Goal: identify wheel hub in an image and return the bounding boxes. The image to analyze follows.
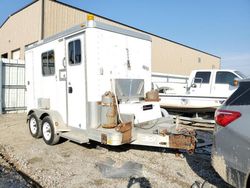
[43,122,51,141]
[30,118,37,134]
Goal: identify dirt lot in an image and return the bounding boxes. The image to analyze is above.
[0,113,231,188]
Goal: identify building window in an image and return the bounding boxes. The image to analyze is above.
[216,71,238,86]
[198,57,201,63]
[1,53,8,59]
[194,72,211,84]
[68,39,81,65]
[41,50,55,76]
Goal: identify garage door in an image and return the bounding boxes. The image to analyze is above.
[12,49,20,60]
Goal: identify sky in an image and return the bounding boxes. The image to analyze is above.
[0,0,250,75]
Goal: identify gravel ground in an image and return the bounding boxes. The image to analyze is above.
[0,156,34,188]
[0,113,232,188]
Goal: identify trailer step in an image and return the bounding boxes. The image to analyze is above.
[61,129,89,144]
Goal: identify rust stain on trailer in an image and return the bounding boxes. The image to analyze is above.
[116,122,132,144]
[169,134,196,152]
[159,128,196,152]
[101,134,107,145]
[101,92,117,129]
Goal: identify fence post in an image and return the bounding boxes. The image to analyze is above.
[0,58,2,114]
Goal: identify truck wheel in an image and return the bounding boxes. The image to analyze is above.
[28,113,42,138]
[42,116,60,145]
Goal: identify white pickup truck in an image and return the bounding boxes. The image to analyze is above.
[154,69,247,116]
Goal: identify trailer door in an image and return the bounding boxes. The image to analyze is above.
[25,51,35,110]
[66,34,86,129]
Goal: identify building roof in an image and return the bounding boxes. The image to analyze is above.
[0,0,38,29]
[0,0,220,59]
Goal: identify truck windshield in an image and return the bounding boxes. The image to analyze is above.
[234,71,247,79]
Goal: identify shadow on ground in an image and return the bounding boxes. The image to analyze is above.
[184,153,233,188]
[0,161,42,188]
[78,139,232,188]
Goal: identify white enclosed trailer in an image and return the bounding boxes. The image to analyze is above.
[25,17,195,151]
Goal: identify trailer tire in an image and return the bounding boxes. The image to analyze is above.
[28,113,42,138]
[41,116,60,145]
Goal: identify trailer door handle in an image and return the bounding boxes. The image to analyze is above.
[68,87,73,93]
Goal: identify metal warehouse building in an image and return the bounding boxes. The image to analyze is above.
[0,0,220,75]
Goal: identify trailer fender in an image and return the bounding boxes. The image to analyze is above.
[27,109,70,133]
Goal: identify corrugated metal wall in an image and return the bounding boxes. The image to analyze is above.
[151,37,220,75]
[1,58,26,113]
[43,1,139,37]
[0,59,2,114]
[43,0,220,75]
[0,1,41,59]
[0,0,220,76]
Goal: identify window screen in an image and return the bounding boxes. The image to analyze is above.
[68,39,81,65]
[194,72,211,84]
[41,50,55,76]
[216,71,238,86]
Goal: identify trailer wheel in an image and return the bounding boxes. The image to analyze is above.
[28,113,42,138]
[41,116,60,145]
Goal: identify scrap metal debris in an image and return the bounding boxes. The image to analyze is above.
[127,177,152,188]
[96,158,142,178]
[191,180,209,188]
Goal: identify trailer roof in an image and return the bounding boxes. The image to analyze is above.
[26,21,151,51]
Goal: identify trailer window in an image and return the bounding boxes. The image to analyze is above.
[216,71,238,86]
[68,39,81,65]
[41,50,55,76]
[194,72,211,84]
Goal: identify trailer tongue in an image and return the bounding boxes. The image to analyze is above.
[25,15,196,152]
